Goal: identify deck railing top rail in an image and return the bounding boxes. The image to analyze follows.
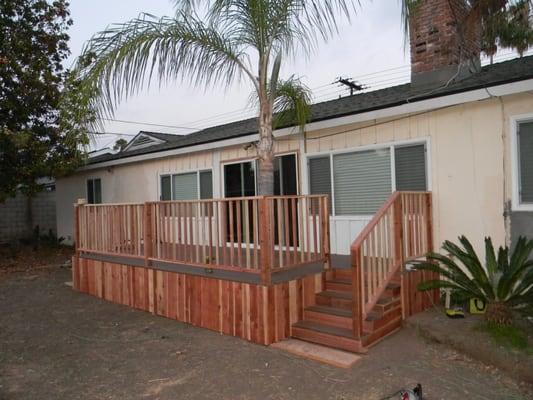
[350,191,432,339]
[75,195,330,285]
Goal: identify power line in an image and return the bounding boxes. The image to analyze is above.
[100,118,197,131]
[88,131,138,137]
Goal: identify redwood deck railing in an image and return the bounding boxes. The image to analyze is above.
[75,195,330,285]
[350,191,433,339]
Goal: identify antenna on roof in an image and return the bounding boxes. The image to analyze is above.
[335,77,367,96]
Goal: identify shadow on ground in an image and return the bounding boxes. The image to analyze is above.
[1,268,531,400]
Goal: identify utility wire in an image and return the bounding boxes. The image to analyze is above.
[100,118,197,131]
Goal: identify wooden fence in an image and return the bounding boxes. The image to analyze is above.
[75,195,330,286]
[350,191,435,339]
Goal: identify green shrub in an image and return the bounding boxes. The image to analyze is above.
[414,236,533,325]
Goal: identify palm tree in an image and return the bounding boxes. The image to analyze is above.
[401,0,533,62]
[414,236,533,325]
[73,0,357,195]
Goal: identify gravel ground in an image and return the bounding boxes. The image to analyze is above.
[0,267,531,400]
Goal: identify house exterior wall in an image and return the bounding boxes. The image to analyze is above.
[500,93,533,249]
[304,96,510,254]
[56,139,301,243]
[57,92,532,254]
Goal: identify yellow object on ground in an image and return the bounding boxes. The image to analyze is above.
[469,298,487,314]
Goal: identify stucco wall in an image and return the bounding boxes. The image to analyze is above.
[57,93,533,253]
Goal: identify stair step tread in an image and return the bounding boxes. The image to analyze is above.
[365,306,401,321]
[387,282,400,289]
[377,296,400,305]
[306,305,352,318]
[326,278,352,285]
[318,290,352,300]
[293,320,354,339]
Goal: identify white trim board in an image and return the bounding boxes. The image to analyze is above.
[80,78,533,172]
[510,113,533,211]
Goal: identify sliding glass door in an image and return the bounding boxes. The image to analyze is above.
[223,154,298,247]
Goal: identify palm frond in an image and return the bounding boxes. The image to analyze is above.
[413,256,487,299]
[400,0,422,40]
[75,12,255,124]
[271,75,312,131]
[498,237,533,299]
[442,237,495,299]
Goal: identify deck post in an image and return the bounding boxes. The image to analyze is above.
[393,195,406,319]
[144,202,155,313]
[351,246,363,339]
[74,198,86,255]
[321,196,330,269]
[425,193,438,304]
[259,197,271,286]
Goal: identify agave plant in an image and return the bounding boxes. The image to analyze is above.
[414,236,533,325]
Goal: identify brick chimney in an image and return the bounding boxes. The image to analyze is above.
[410,0,481,88]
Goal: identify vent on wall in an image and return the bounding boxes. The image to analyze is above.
[124,133,166,152]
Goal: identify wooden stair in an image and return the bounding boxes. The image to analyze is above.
[291,268,403,353]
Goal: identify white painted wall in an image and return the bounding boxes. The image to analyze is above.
[57,93,532,256]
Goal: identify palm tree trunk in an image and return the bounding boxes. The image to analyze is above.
[257,98,274,196]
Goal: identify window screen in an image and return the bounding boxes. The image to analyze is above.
[160,175,171,200]
[172,172,198,200]
[395,144,427,191]
[87,178,102,204]
[518,121,533,203]
[308,156,332,213]
[333,149,391,215]
[199,170,213,199]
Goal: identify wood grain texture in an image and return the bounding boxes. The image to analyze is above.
[72,256,322,346]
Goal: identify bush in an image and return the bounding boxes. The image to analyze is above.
[414,236,533,325]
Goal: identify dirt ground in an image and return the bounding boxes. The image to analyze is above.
[0,244,73,280]
[407,307,533,385]
[1,267,532,400]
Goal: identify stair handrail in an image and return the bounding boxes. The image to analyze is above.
[350,191,432,339]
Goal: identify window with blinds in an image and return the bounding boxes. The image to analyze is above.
[308,156,332,213]
[160,170,213,201]
[172,172,198,200]
[518,121,533,204]
[333,148,392,215]
[395,144,427,191]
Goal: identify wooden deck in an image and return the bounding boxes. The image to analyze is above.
[72,192,437,352]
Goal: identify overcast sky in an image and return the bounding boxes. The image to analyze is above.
[67,0,411,149]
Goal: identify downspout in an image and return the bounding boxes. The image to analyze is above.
[485,87,511,247]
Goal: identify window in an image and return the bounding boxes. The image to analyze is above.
[395,144,427,191]
[516,120,533,205]
[274,154,298,195]
[308,142,427,216]
[199,170,213,199]
[87,178,102,204]
[224,161,256,197]
[160,170,213,201]
[334,148,391,215]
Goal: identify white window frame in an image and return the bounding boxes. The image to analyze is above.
[305,137,431,218]
[158,168,213,201]
[511,113,533,211]
[86,177,102,204]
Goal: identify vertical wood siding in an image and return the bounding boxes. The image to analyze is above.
[72,256,322,345]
